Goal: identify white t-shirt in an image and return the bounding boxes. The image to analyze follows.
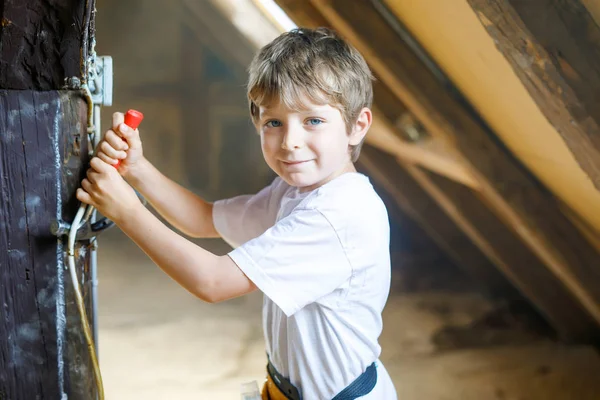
[213,173,397,399]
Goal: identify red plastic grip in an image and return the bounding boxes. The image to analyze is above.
[124,109,144,130]
[114,109,144,168]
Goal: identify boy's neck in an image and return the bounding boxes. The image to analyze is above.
[297,161,357,193]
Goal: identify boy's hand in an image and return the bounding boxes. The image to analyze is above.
[76,157,142,223]
[97,112,145,177]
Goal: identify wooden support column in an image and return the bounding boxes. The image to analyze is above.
[0,1,97,398]
[468,0,600,190]
[275,0,600,340]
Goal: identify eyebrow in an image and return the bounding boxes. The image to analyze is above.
[260,106,329,118]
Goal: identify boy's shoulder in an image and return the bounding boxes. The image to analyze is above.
[311,172,383,203]
[301,173,388,228]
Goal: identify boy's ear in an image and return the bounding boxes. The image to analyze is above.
[349,107,372,145]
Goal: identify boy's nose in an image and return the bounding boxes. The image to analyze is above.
[281,126,304,150]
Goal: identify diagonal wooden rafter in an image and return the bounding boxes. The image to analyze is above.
[367,110,479,189]
[274,0,600,339]
[467,0,600,191]
[358,145,517,298]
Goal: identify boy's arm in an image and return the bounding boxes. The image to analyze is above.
[78,157,253,302]
[126,157,219,238]
[119,202,257,302]
[99,112,216,238]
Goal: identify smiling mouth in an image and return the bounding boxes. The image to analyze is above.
[282,160,310,165]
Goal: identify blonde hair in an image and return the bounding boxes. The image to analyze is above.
[247,27,374,162]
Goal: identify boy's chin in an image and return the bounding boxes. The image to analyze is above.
[280,173,322,191]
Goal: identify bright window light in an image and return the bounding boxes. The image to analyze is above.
[254,0,297,32]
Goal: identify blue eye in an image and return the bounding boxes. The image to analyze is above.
[307,118,323,125]
[266,120,282,128]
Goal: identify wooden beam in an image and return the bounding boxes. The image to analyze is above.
[358,145,516,298]
[372,80,415,142]
[0,0,93,90]
[467,0,600,191]
[288,0,600,337]
[367,109,479,189]
[0,90,97,399]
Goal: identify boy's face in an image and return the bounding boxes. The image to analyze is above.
[258,98,370,192]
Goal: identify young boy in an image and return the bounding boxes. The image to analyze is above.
[77,27,398,399]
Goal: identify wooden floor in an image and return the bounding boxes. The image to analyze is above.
[97,228,600,399]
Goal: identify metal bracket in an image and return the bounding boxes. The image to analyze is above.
[88,56,113,106]
[51,217,115,241]
[50,191,146,240]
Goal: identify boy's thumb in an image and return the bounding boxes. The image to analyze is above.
[120,123,135,138]
[119,124,141,148]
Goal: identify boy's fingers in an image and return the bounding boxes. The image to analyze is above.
[81,178,93,193]
[76,188,94,206]
[90,157,111,173]
[86,167,102,182]
[104,130,129,150]
[97,151,119,166]
[112,112,124,131]
[99,140,126,160]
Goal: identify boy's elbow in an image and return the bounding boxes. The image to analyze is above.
[200,289,223,304]
[192,273,227,304]
[190,256,252,303]
[192,279,221,304]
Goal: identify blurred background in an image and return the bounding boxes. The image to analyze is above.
[92,1,600,399]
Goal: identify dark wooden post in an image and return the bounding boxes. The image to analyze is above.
[1,1,98,398]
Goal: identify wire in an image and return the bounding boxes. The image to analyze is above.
[67,205,104,399]
[68,75,104,400]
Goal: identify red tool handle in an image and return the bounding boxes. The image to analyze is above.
[114,109,144,168]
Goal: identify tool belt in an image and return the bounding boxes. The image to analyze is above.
[261,360,378,400]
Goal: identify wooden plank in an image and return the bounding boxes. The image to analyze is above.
[467,0,600,190]
[368,109,479,189]
[359,145,516,298]
[0,0,93,90]
[0,90,95,399]
[0,91,59,399]
[372,80,415,142]
[285,0,600,339]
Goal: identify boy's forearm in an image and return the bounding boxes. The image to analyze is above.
[125,158,219,238]
[118,205,256,302]
[117,204,223,301]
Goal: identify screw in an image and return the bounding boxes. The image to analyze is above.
[50,220,71,237]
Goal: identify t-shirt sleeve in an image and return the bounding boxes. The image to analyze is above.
[213,180,279,248]
[227,207,352,316]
